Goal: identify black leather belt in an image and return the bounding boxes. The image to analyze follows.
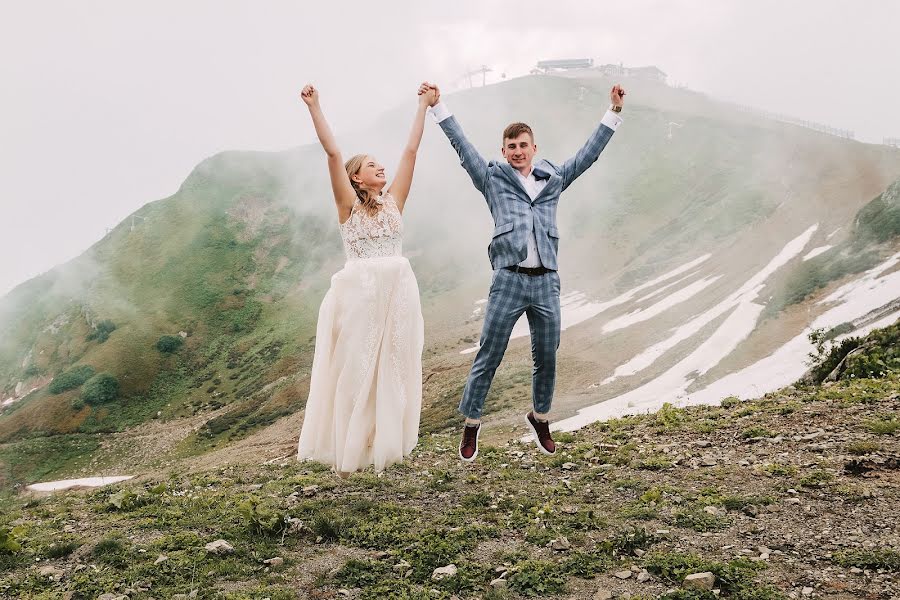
[504,265,553,276]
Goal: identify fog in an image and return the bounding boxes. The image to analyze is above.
[1,0,899,296]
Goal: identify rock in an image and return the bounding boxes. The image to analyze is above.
[431,564,458,581]
[594,590,614,600]
[394,559,412,573]
[700,456,718,467]
[562,462,577,470]
[703,505,726,516]
[204,539,234,554]
[801,587,814,596]
[263,557,284,567]
[302,485,320,496]
[551,536,572,551]
[683,572,716,590]
[614,569,633,579]
[97,595,127,600]
[637,570,651,582]
[490,578,507,588]
[39,565,65,579]
[154,554,169,565]
[694,440,713,448]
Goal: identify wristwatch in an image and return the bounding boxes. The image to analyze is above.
[610,105,622,113]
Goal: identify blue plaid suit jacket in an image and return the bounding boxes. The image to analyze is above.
[438,116,616,270]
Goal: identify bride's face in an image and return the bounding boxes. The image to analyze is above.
[352,156,387,192]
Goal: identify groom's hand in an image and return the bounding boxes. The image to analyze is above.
[610,84,625,109]
[418,82,441,107]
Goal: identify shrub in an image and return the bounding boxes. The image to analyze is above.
[846,440,882,455]
[742,426,773,439]
[866,416,900,435]
[49,365,96,394]
[156,335,185,353]
[834,548,900,571]
[507,560,566,597]
[0,526,25,554]
[86,319,117,343]
[81,373,119,405]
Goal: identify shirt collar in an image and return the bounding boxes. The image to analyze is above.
[515,165,551,181]
[532,167,551,181]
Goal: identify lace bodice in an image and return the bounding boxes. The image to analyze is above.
[339,193,404,261]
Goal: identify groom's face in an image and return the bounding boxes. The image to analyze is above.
[501,133,537,171]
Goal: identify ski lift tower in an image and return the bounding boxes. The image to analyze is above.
[463,65,493,88]
[130,214,147,232]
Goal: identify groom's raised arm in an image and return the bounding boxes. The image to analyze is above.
[430,102,490,195]
[559,84,626,191]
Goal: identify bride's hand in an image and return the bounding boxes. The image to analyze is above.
[418,82,440,107]
[300,84,319,107]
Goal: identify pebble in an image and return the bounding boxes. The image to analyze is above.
[204,539,234,554]
[551,537,572,551]
[432,564,458,580]
[614,569,633,579]
[683,572,716,590]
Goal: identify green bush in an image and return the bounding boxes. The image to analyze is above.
[507,560,566,597]
[156,335,185,353]
[81,373,119,405]
[86,319,117,343]
[0,526,25,554]
[833,548,900,571]
[49,365,96,394]
[806,321,900,384]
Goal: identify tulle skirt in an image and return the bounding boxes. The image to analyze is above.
[297,256,424,472]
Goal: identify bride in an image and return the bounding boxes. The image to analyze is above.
[296,83,435,474]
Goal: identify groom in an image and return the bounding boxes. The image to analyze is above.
[421,82,625,461]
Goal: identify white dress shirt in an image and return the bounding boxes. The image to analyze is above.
[428,101,622,268]
[515,169,548,267]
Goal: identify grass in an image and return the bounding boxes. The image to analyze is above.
[845,440,882,455]
[1,322,899,597]
[833,548,900,571]
[866,416,900,435]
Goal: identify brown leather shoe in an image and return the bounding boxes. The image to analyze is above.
[459,423,481,462]
[525,412,556,455]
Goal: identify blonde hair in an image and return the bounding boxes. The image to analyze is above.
[344,154,381,216]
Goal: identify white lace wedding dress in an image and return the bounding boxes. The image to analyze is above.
[297,193,424,473]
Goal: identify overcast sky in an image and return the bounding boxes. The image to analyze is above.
[2,1,898,296]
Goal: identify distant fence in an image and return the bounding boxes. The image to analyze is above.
[729,103,855,140]
[885,137,900,148]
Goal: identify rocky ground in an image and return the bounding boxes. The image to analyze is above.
[1,372,898,600]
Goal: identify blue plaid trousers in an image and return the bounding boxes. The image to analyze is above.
[459,268,561,420]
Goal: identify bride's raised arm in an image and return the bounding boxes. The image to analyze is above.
[388,82,438,213]
[300,84,356,222]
